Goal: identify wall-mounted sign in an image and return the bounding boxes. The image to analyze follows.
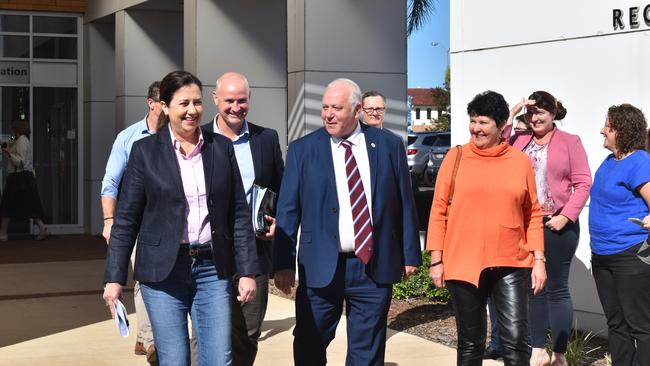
[0,61,29,84]
[613,5,650,30]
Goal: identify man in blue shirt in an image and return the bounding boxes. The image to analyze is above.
[101,81,162,363]
[204,72,284,366]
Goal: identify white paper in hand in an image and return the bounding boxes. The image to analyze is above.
[114,299,130,337]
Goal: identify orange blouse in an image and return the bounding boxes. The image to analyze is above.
[426,141,544,286]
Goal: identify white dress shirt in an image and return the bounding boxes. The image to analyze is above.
[330,123,373,253]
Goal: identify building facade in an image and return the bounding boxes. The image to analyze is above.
[0,0,409,235]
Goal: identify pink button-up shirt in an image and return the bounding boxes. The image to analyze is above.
[170,125,212,244]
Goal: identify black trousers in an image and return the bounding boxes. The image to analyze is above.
[593,243,650,366]
[447,267,531,366]
[231,274,270,366]
[529,219,579,352]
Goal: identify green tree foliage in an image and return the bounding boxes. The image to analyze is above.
[407,0,435,36]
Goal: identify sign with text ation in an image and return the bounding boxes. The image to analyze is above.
[0,61,29,84]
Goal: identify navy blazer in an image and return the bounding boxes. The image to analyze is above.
[274,124,422,288]
[103,126,259,285]
[203,120,284,274]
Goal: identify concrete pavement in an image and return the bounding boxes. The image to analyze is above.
[0,236,501,365]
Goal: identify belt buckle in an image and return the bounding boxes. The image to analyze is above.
[188,244,200,258]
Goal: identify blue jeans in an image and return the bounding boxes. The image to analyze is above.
[141,253,232,366]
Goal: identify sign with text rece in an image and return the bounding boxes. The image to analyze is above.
[0,61,29,84]
[613,4,650,30]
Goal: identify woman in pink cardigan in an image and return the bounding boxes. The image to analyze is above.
[504,91,591,366]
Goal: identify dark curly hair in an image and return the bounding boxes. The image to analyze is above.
[528,91,567,120]
[607,104,647,156]
[467,91,509,127]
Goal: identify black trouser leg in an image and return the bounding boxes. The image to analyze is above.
[231,274,270,366]
[491,268,531,366]
[593,244,650,366]
[447,280,487,366]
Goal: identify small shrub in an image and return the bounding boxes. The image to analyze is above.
[544,322,603,366]
[392,251,450,302]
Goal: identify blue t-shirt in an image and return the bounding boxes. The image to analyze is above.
[589,150,650,255]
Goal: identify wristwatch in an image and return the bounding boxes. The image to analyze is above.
[535,256,546,262]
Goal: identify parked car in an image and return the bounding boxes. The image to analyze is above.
[424,131,451,187]
[407,131,443,188]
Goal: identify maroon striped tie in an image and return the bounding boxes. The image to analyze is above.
[340,140,373,264]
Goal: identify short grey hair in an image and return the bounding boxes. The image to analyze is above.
[327,78,362,109]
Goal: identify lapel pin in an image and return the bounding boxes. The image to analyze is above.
[371,142,376,148]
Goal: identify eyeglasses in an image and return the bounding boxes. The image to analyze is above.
[362,107,385,114]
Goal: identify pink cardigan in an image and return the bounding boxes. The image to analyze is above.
[503,124,592,222]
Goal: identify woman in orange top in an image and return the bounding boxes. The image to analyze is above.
[427,90,546,366]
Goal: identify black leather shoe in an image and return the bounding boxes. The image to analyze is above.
[483,346,502,360]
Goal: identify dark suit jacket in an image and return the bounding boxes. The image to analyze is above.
[104,126,259,285]
[203,120,284,274]
[274,124,422,288]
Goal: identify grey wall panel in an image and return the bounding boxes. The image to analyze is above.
[304,0,406,73]
[287,72,305,144]
[85,0,147,23]
[84,22,115,102]
[123,10,183,96]
[118,96,149,132]
[194,0,287,89]
[86,180,103,235]
[86,101,118,180]
[287,0,305,73]
[299,72,407,139]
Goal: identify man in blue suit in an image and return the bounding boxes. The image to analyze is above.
[273,78,422,365]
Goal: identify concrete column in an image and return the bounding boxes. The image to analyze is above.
[190,0,287,150]
[115,8,183,131]
[83,20,116,234]
[288,0,408,142]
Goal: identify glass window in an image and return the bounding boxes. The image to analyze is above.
[427,108,432,119]
[0,15,29,33]
[416,108,421,119]
[33,16,77,34]
[1,35,29,57]
[432,135,451,146]
[422,136,437,146]
[33,36,77,59]
[407,136,417,145]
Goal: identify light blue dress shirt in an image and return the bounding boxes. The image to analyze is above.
[101,117,154,199]
[213,118,255,205]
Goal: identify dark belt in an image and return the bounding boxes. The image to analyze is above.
[179,242,213,258]
[339,252,357,259]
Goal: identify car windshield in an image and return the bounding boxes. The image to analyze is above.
[432,135,450,147]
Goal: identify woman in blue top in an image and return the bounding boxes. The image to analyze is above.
[589,104,650,366]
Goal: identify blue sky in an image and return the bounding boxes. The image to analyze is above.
[407,0,450,88]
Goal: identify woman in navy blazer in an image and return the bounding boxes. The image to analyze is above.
[103,70,259,366]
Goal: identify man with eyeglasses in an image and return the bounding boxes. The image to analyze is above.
[361,91,386,129]
[101,81,163,364]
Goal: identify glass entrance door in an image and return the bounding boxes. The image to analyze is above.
[33,87,78,226]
